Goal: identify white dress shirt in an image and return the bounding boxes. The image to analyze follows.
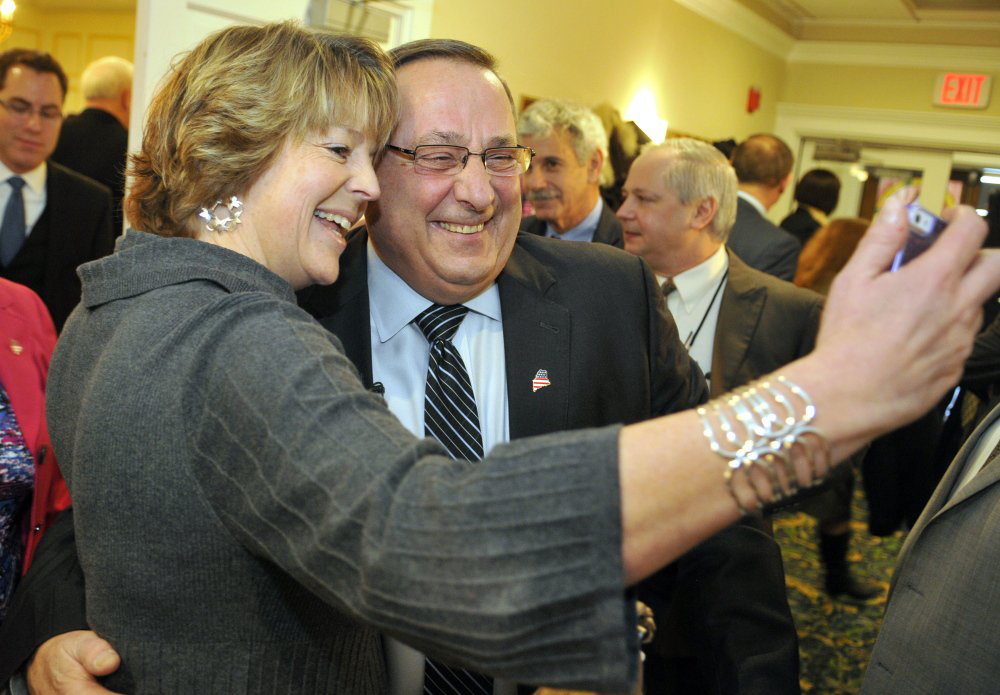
[367,241,516,695]
[659,245,729,384]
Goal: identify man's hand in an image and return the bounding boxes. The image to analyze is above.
[26,631,120,695]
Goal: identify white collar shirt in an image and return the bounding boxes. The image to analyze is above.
[659,245,728,382]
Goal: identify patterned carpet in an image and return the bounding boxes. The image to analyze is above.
[773,489,905,694]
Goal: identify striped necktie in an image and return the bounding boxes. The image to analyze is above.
[0,177,26,267]
[414,303,492,695]
[415,304,484,462]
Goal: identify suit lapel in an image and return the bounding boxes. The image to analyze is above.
[593,203,624,248]
[927,404,1000,519]
[710,252,765,397]
[498,242,572,439]
[894,403,1000,574]
[301,229,374,387]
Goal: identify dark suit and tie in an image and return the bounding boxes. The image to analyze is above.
[618,138,823,694]
[0,161,114,331]
[638,251,821,695]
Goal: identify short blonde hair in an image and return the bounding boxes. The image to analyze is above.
[127,21,398,237]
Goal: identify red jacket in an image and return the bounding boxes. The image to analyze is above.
[0,277,71,574]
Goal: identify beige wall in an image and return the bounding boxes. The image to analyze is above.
[429,0,786,142]
[3,6,136,115]
[784,62,1000,119]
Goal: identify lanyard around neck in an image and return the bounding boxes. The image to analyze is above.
[683,270,728,351]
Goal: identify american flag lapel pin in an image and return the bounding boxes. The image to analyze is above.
[532,368,551,393]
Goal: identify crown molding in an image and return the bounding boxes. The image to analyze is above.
[788,40,1000,71]
[673,0,795,59]
[775,102,1000,154]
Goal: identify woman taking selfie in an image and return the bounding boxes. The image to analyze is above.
[41,20,1000,694]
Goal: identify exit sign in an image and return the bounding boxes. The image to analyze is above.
[934,73,992,109]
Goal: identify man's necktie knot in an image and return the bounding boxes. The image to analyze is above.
[661,277,676,298]
[415,304,469,343]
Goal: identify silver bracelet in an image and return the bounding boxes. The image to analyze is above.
[697,376,831,515]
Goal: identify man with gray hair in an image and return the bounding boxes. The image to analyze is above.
[618,137,822,694]
[517,98,622,246]
[52,56,132,232]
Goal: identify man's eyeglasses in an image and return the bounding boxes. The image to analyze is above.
[0,97,63,123]
[386,144,534,176]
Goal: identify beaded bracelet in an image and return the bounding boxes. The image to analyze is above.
[697,376,831,515]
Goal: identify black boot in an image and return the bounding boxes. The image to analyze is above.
[819,531,880,600]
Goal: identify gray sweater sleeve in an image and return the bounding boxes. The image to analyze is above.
[183,294,637,691]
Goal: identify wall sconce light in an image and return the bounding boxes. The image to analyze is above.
[0,0,15,45]
[625,88,668,144]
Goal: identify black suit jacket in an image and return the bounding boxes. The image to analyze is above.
[51,108,128,234]
[0,161,114,331]
[727,197,802,282]
[519,200,624,248]
[638,251,816,695]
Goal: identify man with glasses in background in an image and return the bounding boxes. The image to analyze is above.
[0,49,113,331]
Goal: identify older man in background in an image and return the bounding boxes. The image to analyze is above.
[51,56,132,233]
[618,137,822,694]
[517,98,622,246]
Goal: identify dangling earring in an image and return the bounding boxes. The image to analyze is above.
[198,195,243,233]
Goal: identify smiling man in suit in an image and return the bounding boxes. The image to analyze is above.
[517,98,623,246]
[0,49,114,331]
[618,137,822,693]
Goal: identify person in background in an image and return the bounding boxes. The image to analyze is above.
[794,216,869,295]
[0,277,70,624]
[51,56,132,234]
[793,215,880,600]
[0,49,114,331]
[781,168,841,248]
[727,133,801,281]
[517,98,622,246]
[617,137,820,692]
